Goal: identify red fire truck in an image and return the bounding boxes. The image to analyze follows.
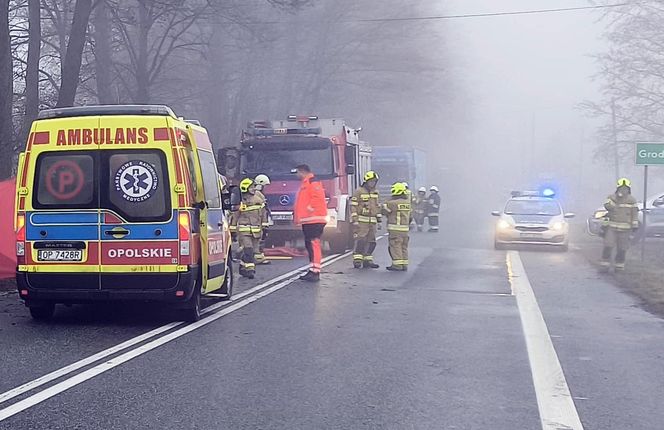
[220,116,371,253]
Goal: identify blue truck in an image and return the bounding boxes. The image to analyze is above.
[371,146,427,197]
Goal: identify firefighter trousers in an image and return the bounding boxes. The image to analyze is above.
[353,223,377,262]
[388,231,409,268]
[428,213,439,231]
[601,228,631,267]
[239,234,260,273]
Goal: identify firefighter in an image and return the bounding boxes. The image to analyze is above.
[350,171,381,269]
[230,178,266,279]
[254,174,272,265]
[427,185,440,233]
[294,164,328,282]
[600,178,639,271]
[414,187,427,232]
[383,182,412,271]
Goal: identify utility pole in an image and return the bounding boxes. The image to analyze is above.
[611,99,620,180]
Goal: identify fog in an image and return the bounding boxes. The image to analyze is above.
[2,0,655,219]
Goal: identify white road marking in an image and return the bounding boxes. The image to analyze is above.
[507,251,584,430]
[0,251,352,422]
[0,253,340,408]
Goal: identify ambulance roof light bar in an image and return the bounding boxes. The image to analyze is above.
[38,105,177,120]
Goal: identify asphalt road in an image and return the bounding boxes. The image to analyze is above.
[0,215,663,429]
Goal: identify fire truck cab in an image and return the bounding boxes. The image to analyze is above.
[221,116,371,253]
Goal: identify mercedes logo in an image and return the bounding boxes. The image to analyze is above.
[279,195,291,205]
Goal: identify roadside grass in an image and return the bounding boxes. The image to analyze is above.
[576,232,664,318]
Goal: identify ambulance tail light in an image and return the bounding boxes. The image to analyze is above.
[178,211,191,265]
[16,213,26,263]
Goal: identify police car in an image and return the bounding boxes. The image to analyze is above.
[492,190,575,251]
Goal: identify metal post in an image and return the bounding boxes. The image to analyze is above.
[641,165,648,261]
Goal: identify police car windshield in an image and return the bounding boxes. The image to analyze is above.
[504,199,561,216]
[242,142,334,179]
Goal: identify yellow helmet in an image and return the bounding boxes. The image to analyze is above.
[391,182,407,196]
[363,171,379,182]
[617,178,631,187]
[239,178,254,193]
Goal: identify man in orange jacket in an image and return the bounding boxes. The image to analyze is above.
[294,164,328,282]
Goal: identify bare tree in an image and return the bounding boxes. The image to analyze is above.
[0,0,14,179]
[23,0,40,130]
[56,0,92,107]
[583,1,664,169]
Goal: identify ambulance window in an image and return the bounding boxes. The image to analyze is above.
[102,150,171,222]
[198,150,221,208]
[34,152,96,208]
[184,148,199,202]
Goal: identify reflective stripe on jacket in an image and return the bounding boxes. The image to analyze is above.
[351,185,381,223]
[604,193,638,230]
[294,174,328,225]
[382,196,412,232]
[230,193,266,237]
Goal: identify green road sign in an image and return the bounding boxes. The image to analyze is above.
[636,142,664,165]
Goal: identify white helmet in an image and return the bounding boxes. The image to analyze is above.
[430,185,439,193]
[255,174,271,187]
[418,186,426,193]
[403,182,409,189]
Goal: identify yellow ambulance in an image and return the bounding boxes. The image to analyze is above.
[15,105,236,322]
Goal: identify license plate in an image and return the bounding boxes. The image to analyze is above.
[272,213,293,221]
[520,233,541,238]
[37,249,83,262]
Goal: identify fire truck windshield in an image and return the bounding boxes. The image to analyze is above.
[241,138,334,179]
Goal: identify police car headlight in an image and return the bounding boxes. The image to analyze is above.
[497,219,511,230]
[551,221,564,231]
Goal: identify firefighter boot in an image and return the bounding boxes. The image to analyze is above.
[599,246,612,272]
[363,242,379,269]
[386,265,405,272]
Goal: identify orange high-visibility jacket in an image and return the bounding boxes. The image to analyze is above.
[294,174,328,225]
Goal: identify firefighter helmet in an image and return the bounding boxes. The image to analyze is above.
[617,178,631,188]
[255,174,271,186]
[418,186,426,193]
[430,185,439,193]
[391,182,407,196]
[363,171,379,182]
[239,178,254,193]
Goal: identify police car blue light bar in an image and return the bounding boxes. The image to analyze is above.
[511,189,556,198]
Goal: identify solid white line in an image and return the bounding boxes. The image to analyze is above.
[0,251,352,422]
[0,253,339,407]
[507,251,584,430]
[0,322,181,406]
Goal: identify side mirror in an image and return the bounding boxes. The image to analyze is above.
[217,147,240,177]
[564,213,575,219]
[491,211,501,217]
[344,145,357,171]
[222,185,242,211]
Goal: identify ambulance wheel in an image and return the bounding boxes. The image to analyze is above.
[29,302,55,321]
[219,257,234,301]
[181,287,202,323]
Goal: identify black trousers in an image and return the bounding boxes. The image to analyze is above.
[302,223,325,264]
